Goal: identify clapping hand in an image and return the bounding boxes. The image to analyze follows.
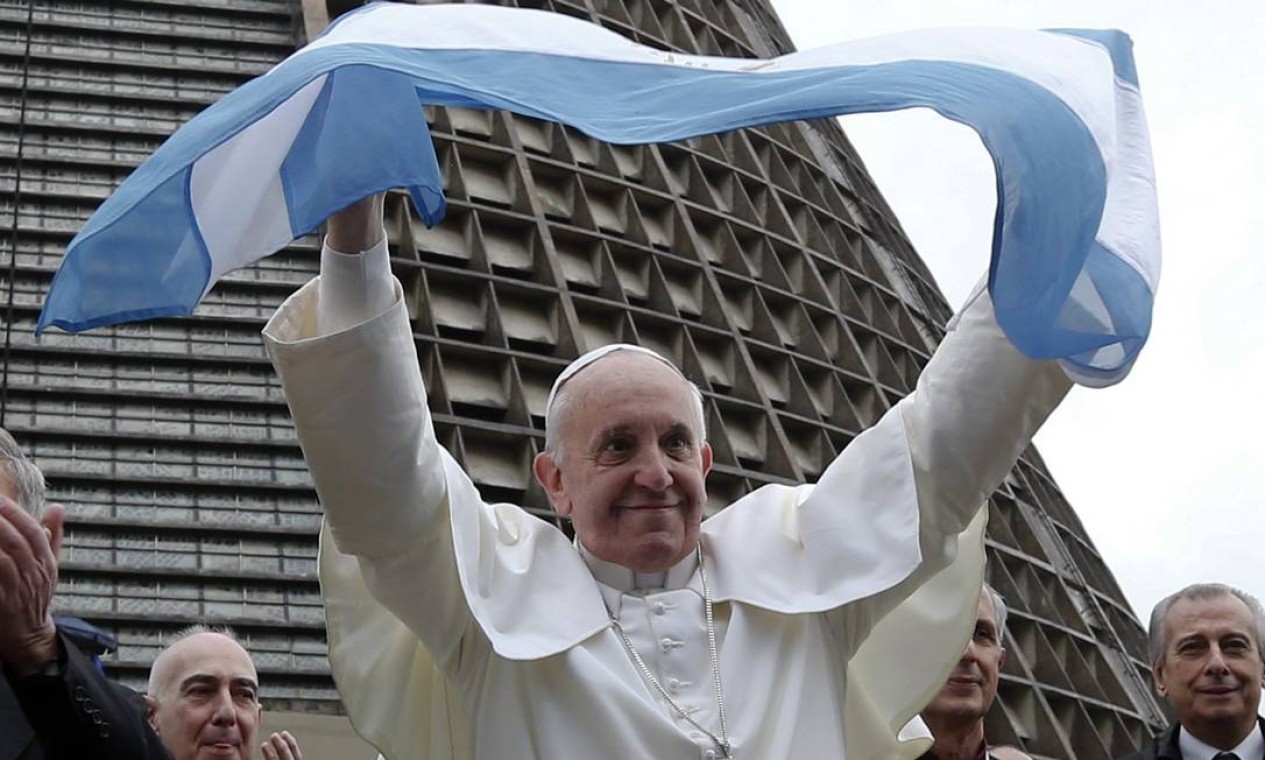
[261,730,303,760]
[0,497,64,677]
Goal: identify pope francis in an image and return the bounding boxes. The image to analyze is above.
[262,195,1072,759]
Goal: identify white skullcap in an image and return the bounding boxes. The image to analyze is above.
[544,343,682,419]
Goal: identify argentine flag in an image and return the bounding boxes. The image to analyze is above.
[36,2,1159,387]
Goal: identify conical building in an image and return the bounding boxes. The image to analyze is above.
[0,0,1168,757]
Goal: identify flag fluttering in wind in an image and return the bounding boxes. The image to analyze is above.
[36,2,1159,386]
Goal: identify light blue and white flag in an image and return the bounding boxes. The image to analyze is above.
[36,2,1159,386]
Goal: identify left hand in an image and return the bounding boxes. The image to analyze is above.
[0,498,65,676]
[261,730,303,760]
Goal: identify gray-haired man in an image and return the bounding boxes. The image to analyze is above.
[1121,583,1265,760]
[918,585,1031,760]
[0,427,171,760]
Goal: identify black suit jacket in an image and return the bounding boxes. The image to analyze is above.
[0,633,171,760]
[1119,719,1265,760]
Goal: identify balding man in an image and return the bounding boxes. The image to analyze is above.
[0,428,171,760]
[259,195,1075,759]
[145,626,302,760]
[1121,584,1265,760]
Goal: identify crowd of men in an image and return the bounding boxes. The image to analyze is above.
[1,199,1259,760]
[0,429,302,760]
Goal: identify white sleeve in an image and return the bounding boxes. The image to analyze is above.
[837,281,1070,628]
[823,284,1071,760]
[315,233,396,335]
[264,268,477,673]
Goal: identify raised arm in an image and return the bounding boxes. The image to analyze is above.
[804,282,1072,760]
[263,195,475,670]
[901,281,1072,540]
[828,281,1071,635]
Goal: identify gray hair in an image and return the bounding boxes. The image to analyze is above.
[543,348,707,459]
[147,624,245,696]
[1147,583,1265,666]
[984,583,1009,637]
[0,427,46,518]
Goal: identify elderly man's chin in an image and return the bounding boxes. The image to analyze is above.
[622,523,698,572]
[928,691,986,720]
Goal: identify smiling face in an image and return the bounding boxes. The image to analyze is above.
[1153,594,1265,749]
[146,633,262,760]
[533,352,712,573]
[923,591,1006,729]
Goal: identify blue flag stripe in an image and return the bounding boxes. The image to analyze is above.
[36,9,1159,386]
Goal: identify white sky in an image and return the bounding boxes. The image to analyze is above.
[769,0,1265,623]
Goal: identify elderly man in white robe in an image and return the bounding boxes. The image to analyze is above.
[262,194,1072,760]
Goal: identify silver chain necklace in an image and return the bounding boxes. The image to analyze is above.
[608,545,733,758]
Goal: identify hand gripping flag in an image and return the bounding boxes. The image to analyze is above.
[36,2,1159,387]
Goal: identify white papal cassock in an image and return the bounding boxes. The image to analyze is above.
[262,239,1071,760]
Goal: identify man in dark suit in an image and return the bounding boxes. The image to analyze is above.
[0,427,172,760]
[1121,583,1265,760]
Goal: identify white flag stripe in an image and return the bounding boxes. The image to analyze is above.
[193,75,329,289]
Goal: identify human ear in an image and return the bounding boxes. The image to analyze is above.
[1151,663,1167,696]
[532,452,571,516]
[144,695,160,732]
[700,441,714,477]
[40,504,65,557]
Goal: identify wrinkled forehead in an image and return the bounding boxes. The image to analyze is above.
[158,634,257,690]
[1166,594,1257,640]
[545,343,683,417]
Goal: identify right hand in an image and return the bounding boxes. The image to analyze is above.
[0,498,65,677]
[326,193,387,254]
[260,730,303,760]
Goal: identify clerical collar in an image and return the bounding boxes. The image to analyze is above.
[577,542,699,614]
[1178,721,1264,760]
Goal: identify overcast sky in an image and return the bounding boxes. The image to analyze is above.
[769,0,1265,623]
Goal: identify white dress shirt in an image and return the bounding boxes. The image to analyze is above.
[1179,722,1264,760]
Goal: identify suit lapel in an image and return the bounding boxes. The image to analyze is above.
[0,677,37,759]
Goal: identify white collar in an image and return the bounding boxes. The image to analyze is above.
[1179,721,1264,760]
[577,542,699,617]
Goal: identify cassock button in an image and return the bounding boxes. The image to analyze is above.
[703,750,717,760]
[652,601,667,615]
